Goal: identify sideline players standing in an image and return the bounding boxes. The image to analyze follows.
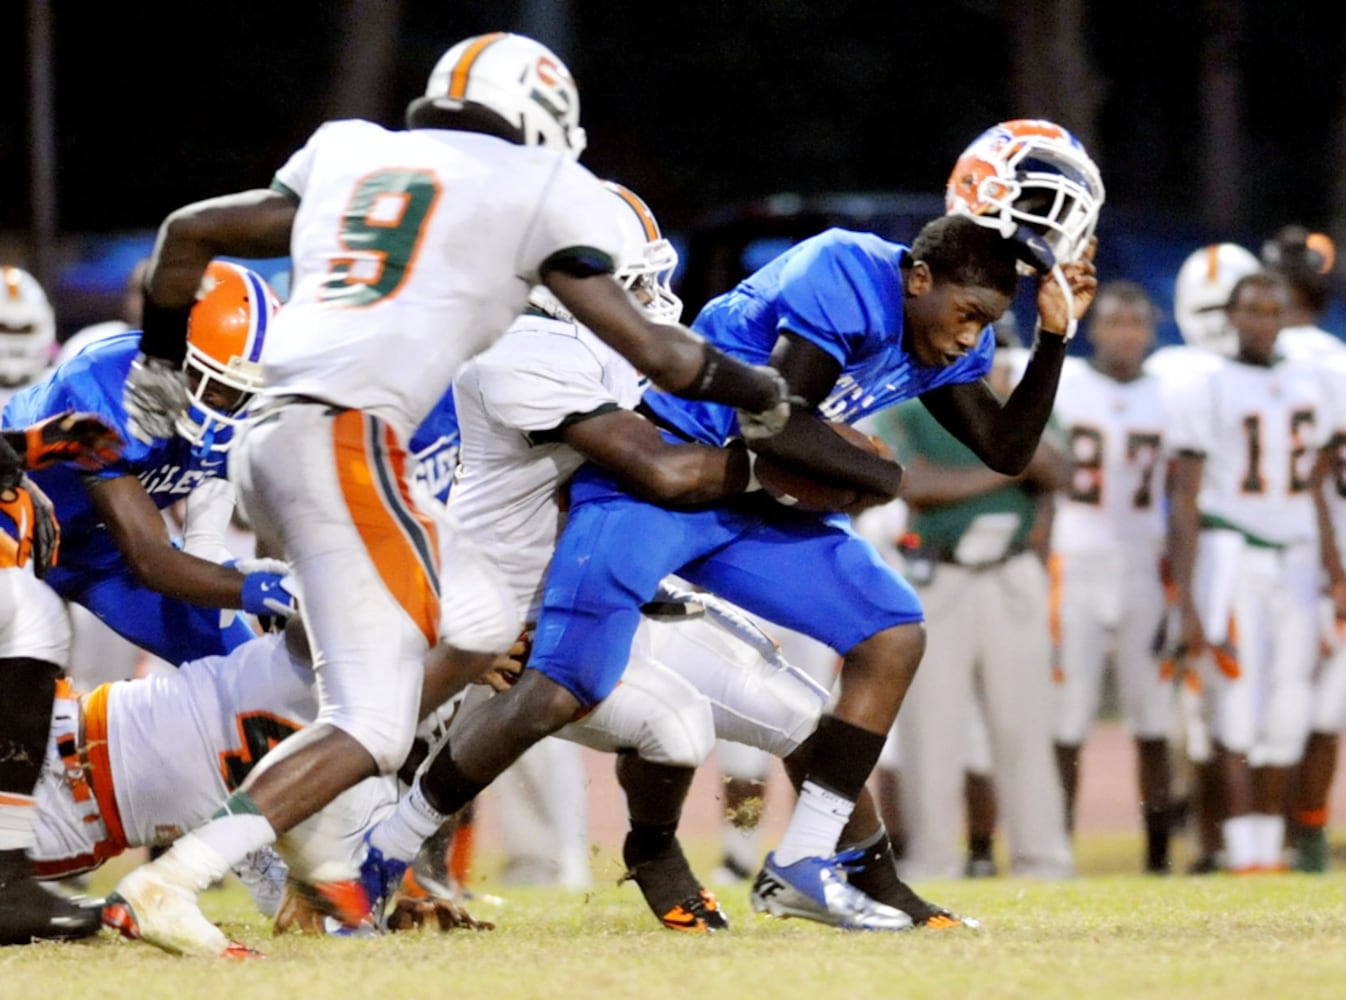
[1166,271,1345,873]
[1260,225,1346,871]
[1049,281,1175,872]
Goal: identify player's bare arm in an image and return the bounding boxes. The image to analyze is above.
[139,189,297,362]
[544,270,787,422]
[1310,445,1346,619]
[919,255,1098,475]
[86,475,250,607]
[744,332,904,497]
[560,408,752,505]
[1166,451,1207,653]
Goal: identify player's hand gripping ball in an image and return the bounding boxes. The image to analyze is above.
[752,423,896,514]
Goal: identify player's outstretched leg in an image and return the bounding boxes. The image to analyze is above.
[751,625,923,931]
[777,734,977,930]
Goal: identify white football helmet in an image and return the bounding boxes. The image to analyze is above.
[945,119,1105,272]
[604,181,682,325]
[1172,243,1260,353]
[420,32,586,159]
[528,181,681,324]
[0,266,56,387]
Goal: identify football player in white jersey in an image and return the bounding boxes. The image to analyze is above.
[0,411,122,944]
[37,622,490,938]
[367,181,965,931]
[110,32,789,958]
[1145,242,1261,872]
[1167,271,1346,873]
[1260,225,1346,870]
[1049,281,1175,872]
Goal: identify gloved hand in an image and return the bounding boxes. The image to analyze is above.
[124,352,188,443]
[0,476,60,578]
[235,557,300,625]
[736,370,796,441]
[20,411,124,470]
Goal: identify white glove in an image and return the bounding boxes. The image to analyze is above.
[124,352,189,443]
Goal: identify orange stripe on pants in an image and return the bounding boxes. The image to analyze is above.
[82,682,129,853]
[332,410,440,645]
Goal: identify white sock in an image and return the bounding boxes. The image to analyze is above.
[368,780,447,863]
[772,781,855,867]
[1221,815,1258,871]
[0,794,37,851]
[1251,813,1286,869]
[160,791,276,891]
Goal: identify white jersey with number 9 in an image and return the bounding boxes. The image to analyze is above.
[264,119,622,441]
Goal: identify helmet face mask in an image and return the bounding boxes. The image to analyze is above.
[604,182,682,325]
[0,266,56,387]
[945,119,1105,272]
[526,182,681,326]
[420,32,586,160]
[175,262,280,455]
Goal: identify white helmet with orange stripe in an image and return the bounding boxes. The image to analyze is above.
[176,261,281,454]
[0,265,56,387]
[945,119,1104,273]
[604,181,682,325]
[1172,242,1260,352]
[528,181,681,324]
[416,32,586,160]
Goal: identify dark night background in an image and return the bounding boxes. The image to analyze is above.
[4,0,1346,338]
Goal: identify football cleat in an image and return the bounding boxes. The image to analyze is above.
[621,832,728,933]
[283,877,371,930]
[105,865,247,958]
[750,850,914,932]
[659,889,729,933]
[358,834,408,927]
[0,862,102,945]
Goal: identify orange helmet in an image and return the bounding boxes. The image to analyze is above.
[176,261,281,454]
[945,119,1104,272]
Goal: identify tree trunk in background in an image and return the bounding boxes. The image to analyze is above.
[27,0,57,291]
[1197,0,1244,234]
[325,0,403,122]
[1008,0,1103,155]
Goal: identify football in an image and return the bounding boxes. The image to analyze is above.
[752,422,888,512]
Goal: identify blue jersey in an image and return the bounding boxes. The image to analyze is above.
[1,330,254,664]
[409,386,460,507]
[642,228,997,445]
[2,331,229,572]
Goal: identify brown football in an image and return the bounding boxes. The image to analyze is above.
[753,423,887,512]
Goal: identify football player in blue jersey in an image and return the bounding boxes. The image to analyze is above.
[1,261,297,667]
[399,121,1103,930]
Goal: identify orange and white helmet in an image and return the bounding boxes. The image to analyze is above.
[0,266,56,387]
[420,32,586,160]
[1172,243,1260,352]
[528,181,682,325]
[604,181,682,325]
[945,119,1104,272]
[176,261,281,454]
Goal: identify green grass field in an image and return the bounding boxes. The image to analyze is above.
[3,835,1345,1000]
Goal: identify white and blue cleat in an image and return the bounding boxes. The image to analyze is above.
[750,849,914,932]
